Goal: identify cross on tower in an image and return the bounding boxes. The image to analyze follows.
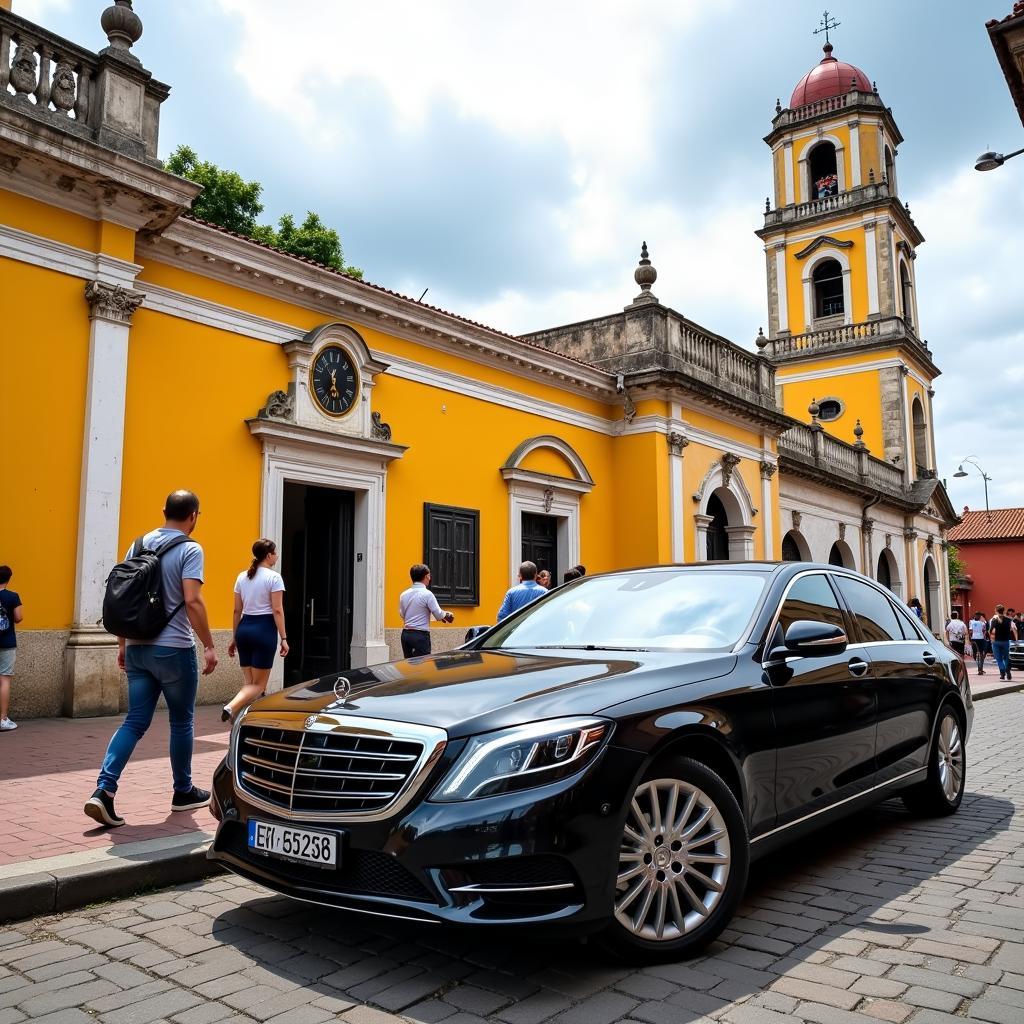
[813,10,841,45]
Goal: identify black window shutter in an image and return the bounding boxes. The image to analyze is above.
[424,504,479,605]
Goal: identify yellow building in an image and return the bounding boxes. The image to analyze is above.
[0,4,956,719]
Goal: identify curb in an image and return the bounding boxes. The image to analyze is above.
[972,682,1024,701]
[0,832,222,925]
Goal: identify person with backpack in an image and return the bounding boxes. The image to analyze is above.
[0,565,24,732]
[85,490,217,828]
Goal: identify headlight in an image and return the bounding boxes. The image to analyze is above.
[226,705,250,772]
[431,717,611,802]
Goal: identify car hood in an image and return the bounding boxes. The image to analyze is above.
[246,649,737,738]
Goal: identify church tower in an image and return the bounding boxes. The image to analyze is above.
[757,30,940,484]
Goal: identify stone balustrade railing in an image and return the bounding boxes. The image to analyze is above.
[675,320,776,404]
[763,182,891,227]
[772,89,886,128]
[779,421,907,498]
[770,315,929,359]
[0,3,167,163]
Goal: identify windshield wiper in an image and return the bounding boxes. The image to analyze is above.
[525,644,649,652]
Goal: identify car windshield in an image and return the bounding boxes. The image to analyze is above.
[480,570,767,652]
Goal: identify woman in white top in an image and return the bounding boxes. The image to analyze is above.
[224,539,288,722]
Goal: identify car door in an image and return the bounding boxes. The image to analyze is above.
[832,575,934,788]
[767,571,878,827]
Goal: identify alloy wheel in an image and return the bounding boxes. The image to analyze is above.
[937,715,963,802]
[615,778,731,942]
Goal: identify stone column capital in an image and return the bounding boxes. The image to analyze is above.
[667,431,689,457]
[84,279,144,324]
[759,460,777,480]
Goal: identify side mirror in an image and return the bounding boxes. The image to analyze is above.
[770,620,848,661]
[463,625,492,643]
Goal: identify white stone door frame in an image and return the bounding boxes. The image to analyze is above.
[504,475,586,588]
[249,420,405,690]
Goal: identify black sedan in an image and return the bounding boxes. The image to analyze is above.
[209,562,972,961]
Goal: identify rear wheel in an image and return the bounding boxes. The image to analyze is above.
[600,757,748,962]
[902,705,965,816]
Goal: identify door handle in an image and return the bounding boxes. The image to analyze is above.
[922,650,936,665]
[309,598,315,627]
[848,658,870,678]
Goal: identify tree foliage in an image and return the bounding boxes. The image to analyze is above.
[947,543,967,589]
[165,145,361,278]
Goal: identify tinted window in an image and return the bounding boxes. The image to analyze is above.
[778,573,845,635]
[891,600,927,641]
[834,576,903,642]
[481,570,766,651]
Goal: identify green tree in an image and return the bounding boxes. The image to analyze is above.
[165,145,361,277]
[947,543,967,589]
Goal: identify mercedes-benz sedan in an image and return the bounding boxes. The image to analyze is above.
[209,562,972,961]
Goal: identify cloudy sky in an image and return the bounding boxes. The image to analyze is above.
[21,0,1024,510]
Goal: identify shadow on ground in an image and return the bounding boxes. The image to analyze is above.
[207,789,1014,1022]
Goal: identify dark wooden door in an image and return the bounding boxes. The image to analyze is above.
[521,513,557,579]
[282,484,354,685]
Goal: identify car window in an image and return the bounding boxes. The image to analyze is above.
[834,576,903,643]
[891,599,927,641]
[777,573,846,635]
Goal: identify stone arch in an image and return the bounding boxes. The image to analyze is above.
[922,554,940,632]
[502,435,594,485]
[911,396,928,475]
[799,133,847,201]
[802,247,853,327]
[694,457,756,561]
[876,547,902,598]
[828,539,856,569]
[781,530,812,562]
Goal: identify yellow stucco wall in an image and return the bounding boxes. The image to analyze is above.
[779,368,884,452]
[0,258,90,628]
[782,225,869,336]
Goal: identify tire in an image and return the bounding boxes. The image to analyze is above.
[901,704,966,816]
[599,756,749,963]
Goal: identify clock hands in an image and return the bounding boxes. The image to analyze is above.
[328,368,340,400]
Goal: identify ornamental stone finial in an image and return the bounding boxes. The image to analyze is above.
[755,326,768,355]
[100,0,143,58]
[631,241,658,305]
[853,418,865,448]
[808,397,820,425]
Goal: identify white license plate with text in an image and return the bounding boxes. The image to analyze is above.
[247,819,338,867]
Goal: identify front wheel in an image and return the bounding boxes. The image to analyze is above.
[902,705,966,816]
[599,757,749,962]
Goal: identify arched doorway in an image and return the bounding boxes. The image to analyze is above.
[876,548,901,597]
[828,540,855,569]
[922,555,940,631]
[782,530,811,562]
[706,492,730,561]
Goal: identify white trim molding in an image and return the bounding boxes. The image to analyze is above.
[802,247,853,329]
[774,243,789,333]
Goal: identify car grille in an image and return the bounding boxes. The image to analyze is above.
[237,722,425,815]
[463,855,578,887]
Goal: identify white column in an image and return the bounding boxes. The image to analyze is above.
[836,147,847,193]
[775,244,789,332]
[864,221,879,316]
[760,460,777,559]
[668,432,687,563]
[694,514,713,561]
[783,142,794,205]
[65,280,144,717]
[848,122,861,186]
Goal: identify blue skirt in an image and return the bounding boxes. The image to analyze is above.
[235,614,277,669]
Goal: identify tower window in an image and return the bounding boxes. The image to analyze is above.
[808,142,838,199]
[812,259,845,318]
[884,145,896,194]
[900,262,913,327]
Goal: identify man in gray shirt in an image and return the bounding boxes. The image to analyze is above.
[85,490,218,828]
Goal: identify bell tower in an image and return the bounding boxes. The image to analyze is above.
[757,24,940,483]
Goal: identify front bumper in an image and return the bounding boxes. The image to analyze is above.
[208,743,643,930]
[1009,644,1024,666]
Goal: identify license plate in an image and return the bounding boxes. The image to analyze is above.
[247,819,338,868]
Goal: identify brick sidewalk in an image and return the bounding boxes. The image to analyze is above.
[0,706,227,866]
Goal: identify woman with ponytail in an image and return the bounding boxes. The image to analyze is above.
[224,539,287,722]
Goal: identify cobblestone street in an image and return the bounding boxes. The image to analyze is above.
[1,695,1022,1024]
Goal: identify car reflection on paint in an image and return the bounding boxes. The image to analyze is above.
[209,562,972,962]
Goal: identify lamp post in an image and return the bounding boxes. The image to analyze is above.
[952,457,992,519]
[975,146,1024,171]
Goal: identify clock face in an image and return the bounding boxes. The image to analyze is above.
[310,345,359,417]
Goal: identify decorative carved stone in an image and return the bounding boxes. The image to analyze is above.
[101,0,144,57]
[83,280,144,324]
[886,533,892,549]
[622,389,637,424]
[720,452,741,489]
[863,516,875,535]
[258,389,295,422]
[632,241,658,305]
[904,527,918,541]
[926,534,934,551]
[759,460,777,480]
[9,43,38,97]
[370,411,392,441]
[839,522,846,541]
[51,61,78,114]
[792,510,802,530]
[543,488,555,514]
[667,431,689,456]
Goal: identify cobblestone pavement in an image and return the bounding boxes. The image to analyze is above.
[1,696,1022,1024]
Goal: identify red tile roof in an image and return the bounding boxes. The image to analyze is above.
[949,507,1024,542]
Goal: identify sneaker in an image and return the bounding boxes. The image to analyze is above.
[84,788,125,828]
[0,717,16,731]
[171,786,210,812]
[221,706,232,723]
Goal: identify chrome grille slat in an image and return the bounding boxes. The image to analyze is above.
[236,718,440,819]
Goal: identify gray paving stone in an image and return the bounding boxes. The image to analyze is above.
[902,986,963,1011]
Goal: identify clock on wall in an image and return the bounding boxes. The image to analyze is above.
[309,344,359,417]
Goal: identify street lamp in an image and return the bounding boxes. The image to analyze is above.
[952,457,992,519]
[975,146,1024,171]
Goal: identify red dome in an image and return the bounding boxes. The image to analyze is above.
[789,44,872,109]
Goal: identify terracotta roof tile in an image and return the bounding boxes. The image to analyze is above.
[948,507,1024,542]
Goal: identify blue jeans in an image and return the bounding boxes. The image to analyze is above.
[97,645,199,795]
[992,640,1011,678]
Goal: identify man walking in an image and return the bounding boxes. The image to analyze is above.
[989,603,1017,682]
[398,564,454,657]
[0,565,23,731]
[85,490,217,828]
[944,610,967,659]
[969,612,988,675]
[497,561,546,621]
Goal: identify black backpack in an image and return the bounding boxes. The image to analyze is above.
[102,534,189,640]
